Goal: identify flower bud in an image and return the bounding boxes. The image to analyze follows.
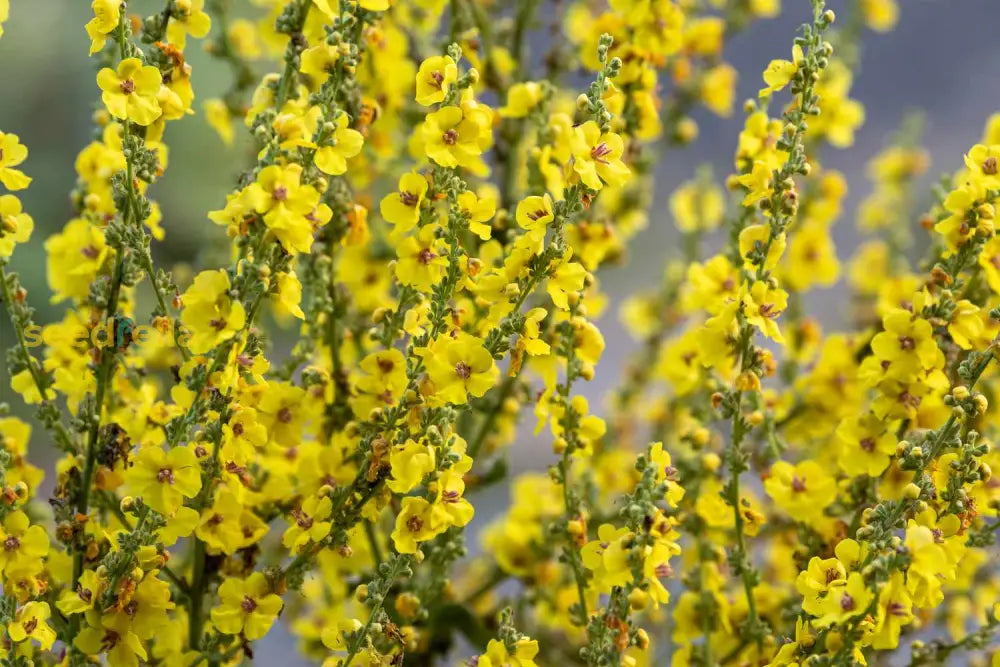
[628,588,648,611]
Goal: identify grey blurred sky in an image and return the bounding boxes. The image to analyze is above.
[1,1,999,661]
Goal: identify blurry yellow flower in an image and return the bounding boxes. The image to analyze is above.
[0,131,31,190]
[85,0,120,55]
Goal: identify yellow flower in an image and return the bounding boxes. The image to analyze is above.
[283,495,333,552]
[0,131,31,190]
[477,638,540,667]
[76,612,147,665]
[736,160,774,206]
[204,99,234,145]
[759,44,803,97]
[571,121,630,191]
[422,333,498,405]
[871,572,912,649]
[741,280,788,343]
[700,63,738,117]
[315,113,364,175]
[649,442,685,507]
[257,382,310,447]
[395,224,449,291]
[422,106,486,169]
[0,194,33,257]
[764,460,836,523]
[97,58,162,126]
[245,163,324,254]
[391,496,445,554]
[196,488,266,554]
[547,256,588,311]
[582,523,633,590]
[670,176,725,233]
[870,308,940,377]
[861,0,898,32]
[180,270,247,354]
[211,572,283,640]
[964,144,1000,189]
[812,572,874,629]
[85,0,120,55]
[499,81,544,118]
[355,348,408,398]
[45,218,108,302]
[948,299,984,350]
[273,271,305,319]
[7,601,56,650]
[457,190,496,240]
[835,413,896,477]
[516,194,554,242]
[166,0,211,49]
[415,55,457,106]
[782,221,840,292]
[300,42,340,86]
[0,510,49,576]
[127,445,201,515]
[387,439,436,494]
[57,569,104,616]
[380,172,428,233]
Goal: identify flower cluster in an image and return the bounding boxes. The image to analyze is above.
[4,0,1000,665]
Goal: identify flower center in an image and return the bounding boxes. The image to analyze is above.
[590,142,612,162]
[406,515,423,533]
[898,335,915,350]
[157,468,175,484]
[4,535,20,551]
[983,156,998,175]
[417,248,437,265]
[241,595,258,613]
[273,185,288,201]
[294,509,314,529]
[455,361,472,379]
[791,476,807,493]
[442,129,459,145]
[840,593,855,611]
[101,630,120,652]
[277,407,293,423]
[120,79,136,95]
[859,437,875,452]
[400,190,419,207]
[23,618,38,634]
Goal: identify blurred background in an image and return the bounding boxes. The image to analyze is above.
[2,0,999,661]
